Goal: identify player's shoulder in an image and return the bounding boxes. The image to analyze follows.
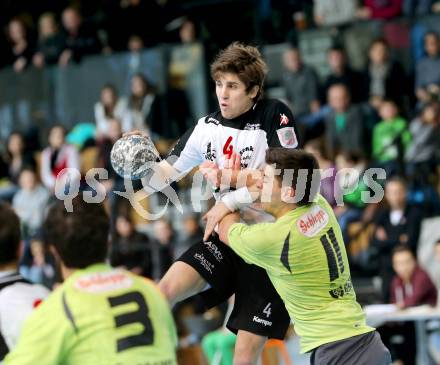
[196,110,223,127]
[256,99,294,128]
[0,281,49,308]
[292,195,336,237]
[256,98,290,114]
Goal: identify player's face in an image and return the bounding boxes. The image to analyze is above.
[215,73,258,119]
[258,164,283,214]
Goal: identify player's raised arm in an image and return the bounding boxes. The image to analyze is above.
[122,124,205,193]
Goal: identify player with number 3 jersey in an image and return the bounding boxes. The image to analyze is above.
[4,198,177,365]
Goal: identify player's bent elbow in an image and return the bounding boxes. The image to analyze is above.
[218,226,229,245]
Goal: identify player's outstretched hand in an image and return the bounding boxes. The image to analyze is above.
[224,151,241,170]
[199,161,221,188]
[202,202,232,241]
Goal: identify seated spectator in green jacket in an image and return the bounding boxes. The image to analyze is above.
[372,100,411,177]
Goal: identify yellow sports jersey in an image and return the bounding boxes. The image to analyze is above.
[228,194,374,353]
[5,264,177,365]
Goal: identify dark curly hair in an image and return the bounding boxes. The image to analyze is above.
[210,42,268,102]
[44,197,109,269]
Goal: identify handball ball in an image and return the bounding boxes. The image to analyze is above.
[110,134,159,179]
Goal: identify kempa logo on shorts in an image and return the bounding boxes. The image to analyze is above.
[253,316,273,327]
[203,241,223,262]
[194,253,214,274]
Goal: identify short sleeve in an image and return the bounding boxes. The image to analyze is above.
[167,121,204,172]
[265,101,299,149]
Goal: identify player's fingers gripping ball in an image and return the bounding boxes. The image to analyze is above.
[110,134,160,179]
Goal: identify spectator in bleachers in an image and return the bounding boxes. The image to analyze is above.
[32,13,66,68]
[94,84,131,137]
[428,239,440,364]
[40,125,80,192]
[0,132,35,202]
[304,138,337,207]
[19,237,55,288]
[371,177,422,301]
[325,84,367,159]
[150,218,175,281]
[0,203,49,362]
[179,19,198,44]
[415,31,440,105]
[403,0,433,16]
[357,0,403,20]
[110,213,152,277]
[372,100,411,177]
[322,46,366,104]
[12,168,49,239]
[380,245,437,365]
[391,245,437,308]
[313,0,357,27]
[96,118,124,225]
[282,48,321,120]
[334,151,369,240]
[127,35,145,73]
[366,38,407,111]
[405,101,440,186]
[6,17,35,73]
[127,73,162,135]
[59,7,102,66]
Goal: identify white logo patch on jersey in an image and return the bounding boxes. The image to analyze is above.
[244,123,261,130]
[297,205,329,237]
[277,127,298,148]
[75,271,133,293]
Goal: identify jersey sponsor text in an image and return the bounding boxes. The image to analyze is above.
[297,206,329,237]
[75,271,133,293]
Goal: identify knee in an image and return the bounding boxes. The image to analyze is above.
[157,278,175,304]
[233,343,260,365]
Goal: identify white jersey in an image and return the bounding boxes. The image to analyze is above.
[170,99,298,173]
[168,98,299,221]
[0,272,49,360]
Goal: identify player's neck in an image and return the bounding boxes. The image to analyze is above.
[61,264,77,280]
[272,203,297,219]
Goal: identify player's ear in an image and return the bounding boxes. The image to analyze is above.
[281,186,296,204]
[248,85,259,99]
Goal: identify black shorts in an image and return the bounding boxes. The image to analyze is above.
[177,234,290,340]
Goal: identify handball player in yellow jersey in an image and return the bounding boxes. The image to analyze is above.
[218,148,391,365]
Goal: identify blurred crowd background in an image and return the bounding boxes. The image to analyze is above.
[1,0,440,363]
